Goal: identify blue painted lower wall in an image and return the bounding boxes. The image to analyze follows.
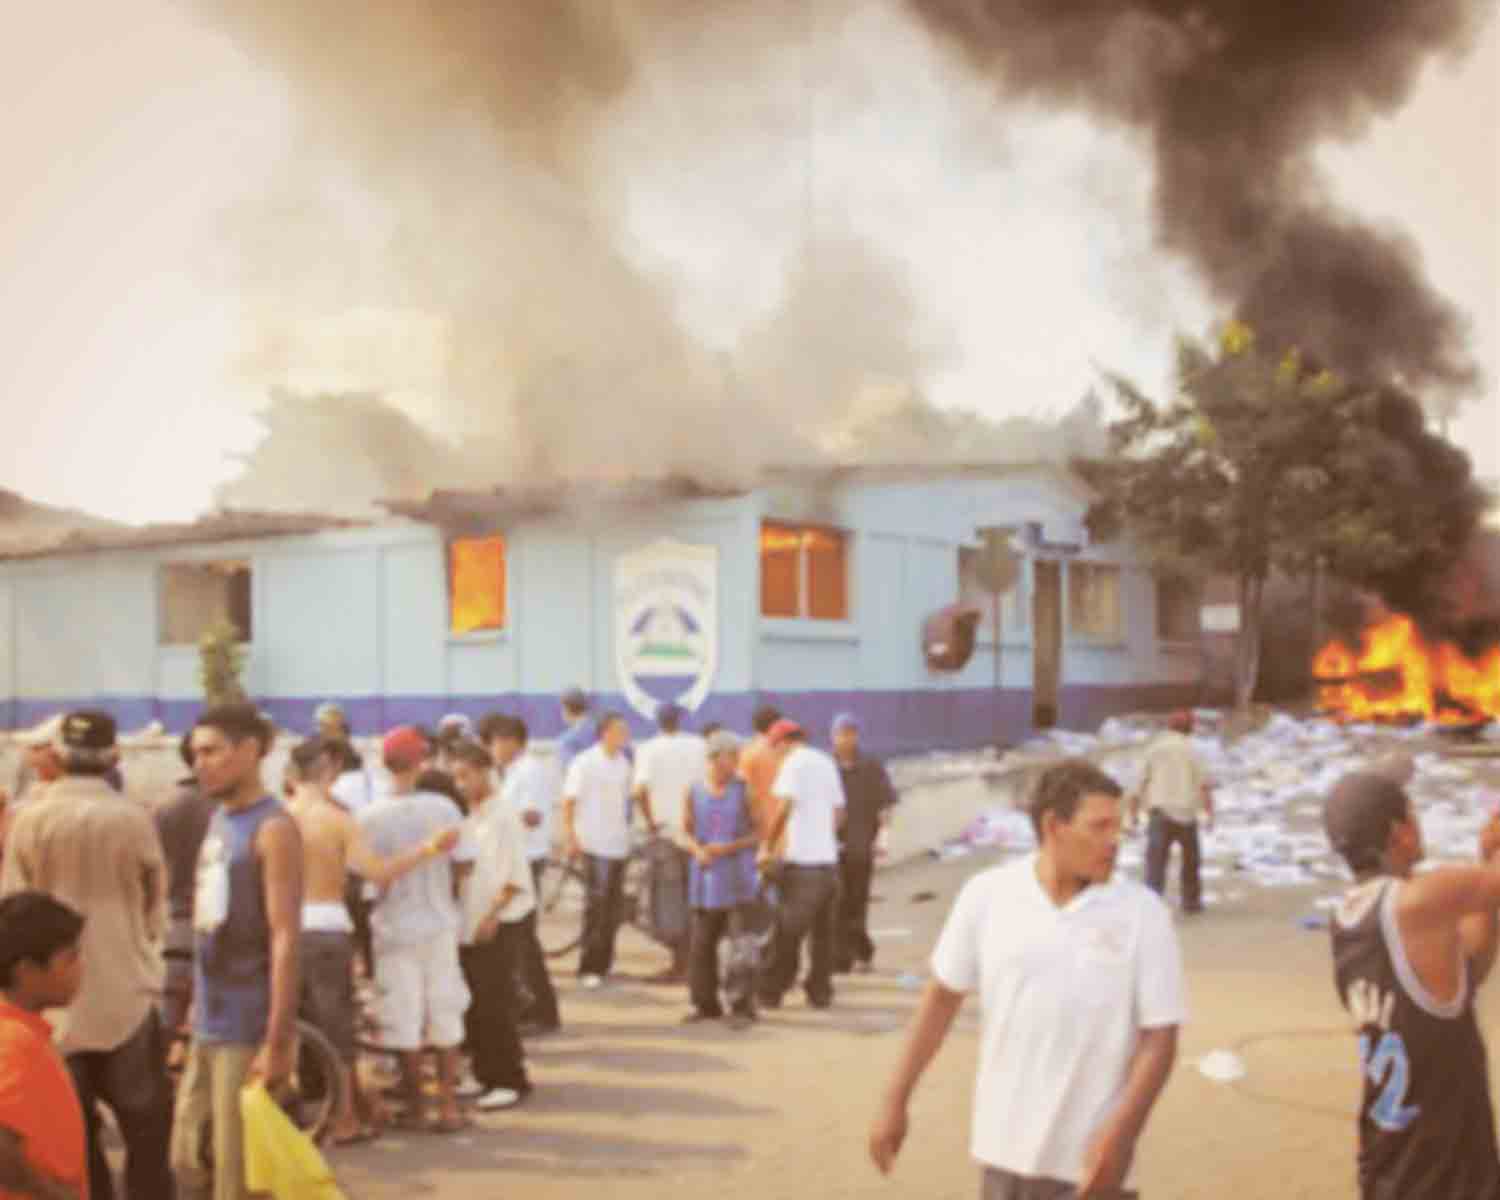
[6,682,1201,756]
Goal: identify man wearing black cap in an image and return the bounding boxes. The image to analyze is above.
[1324,770,1500,1199]
[0,710,175,1200]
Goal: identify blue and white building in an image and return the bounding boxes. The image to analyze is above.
[0,464,1201,754]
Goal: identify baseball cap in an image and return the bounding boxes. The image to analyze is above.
[437,712,474,741]
[1324,772,1411,864]
[706,729,741,757]
[382,726,430,772]
[767,719,804,746]
[314,702,346,723]
[1167,710,1194,733]
[560,686,589,711]
[19,715,63,748]
[60,710,117,751]
[831,712,861,735]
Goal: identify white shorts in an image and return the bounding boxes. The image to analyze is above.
[373,932,470,1051]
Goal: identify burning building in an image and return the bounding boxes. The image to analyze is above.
[0,465,1199,753]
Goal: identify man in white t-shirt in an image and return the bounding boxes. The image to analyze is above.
[450,740,533,1112]
[632,702,706,983]
[869,760,1185,1199]
[562,713,635,989]
[481,713,561,1034]
[758,720,846,1010]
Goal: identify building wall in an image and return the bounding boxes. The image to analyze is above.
[751,470,1198,752]
[0,472,1199,750]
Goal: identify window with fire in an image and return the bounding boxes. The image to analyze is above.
[1067,562,1123,641]
[159,561,253,645]
[448,536,507,635]
[760,524,849,621]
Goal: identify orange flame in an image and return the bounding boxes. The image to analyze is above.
[1312,613,1500,724]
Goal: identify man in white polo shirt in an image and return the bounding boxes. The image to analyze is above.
[758,719,846,1010]
[870,760,1184,1199]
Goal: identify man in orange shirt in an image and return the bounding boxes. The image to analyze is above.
[738,706,783,842]
[0,890,87,1200]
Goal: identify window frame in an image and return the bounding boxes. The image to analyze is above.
[1066,560,1124,644]
[1154,574,1202,643]
[759,521,852,623]
[157,559,254,647]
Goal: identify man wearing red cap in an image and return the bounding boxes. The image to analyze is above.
[355,727,473,1132]
[1128,712,1213,916]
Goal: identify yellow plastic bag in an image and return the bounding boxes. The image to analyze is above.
[240,1083,348,1200]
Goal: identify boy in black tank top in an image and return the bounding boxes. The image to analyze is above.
[1324,771,1500,1200]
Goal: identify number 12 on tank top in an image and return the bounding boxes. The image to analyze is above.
[1358,1030,1421,1132]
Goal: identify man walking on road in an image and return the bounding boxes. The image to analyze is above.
[1129,711,1212,915]
[1323,771,1500,1198]
[870,760,1185,1199]
[758,720,845,1010]
[562,713,634,990]
[0,710,175,1200]
[830,713,897,974]
[633,702,705,984]
[170,704,303,1200]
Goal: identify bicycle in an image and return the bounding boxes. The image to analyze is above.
[535,833,673,959]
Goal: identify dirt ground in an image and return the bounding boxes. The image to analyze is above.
[318,847,1499,1200]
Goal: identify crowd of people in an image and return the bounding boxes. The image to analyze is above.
[7,695,1494,1199]
[0,690,897,1199]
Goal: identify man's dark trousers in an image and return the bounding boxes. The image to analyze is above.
[762,864,839,1007]
[1144,809,1202,912]
[459,933,529,1093]
[67,1009,176,1200]
[836,851,876,970]
[579,853,627,978]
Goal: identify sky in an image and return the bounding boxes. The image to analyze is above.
[0,1,1495,524]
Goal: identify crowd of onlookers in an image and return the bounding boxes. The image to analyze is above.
[0,691,898,1199]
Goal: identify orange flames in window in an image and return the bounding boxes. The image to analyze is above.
[1312,612,1500,724]
[449,536,506,635]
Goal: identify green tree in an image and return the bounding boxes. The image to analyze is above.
[198,619,249,708]
[1083,322,1486,715]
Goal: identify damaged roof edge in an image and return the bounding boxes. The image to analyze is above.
[383,461,1095,527]
[0,510,371,563]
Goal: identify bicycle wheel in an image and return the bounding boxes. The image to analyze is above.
[283,1019,347,1145]
[537,856,587,958]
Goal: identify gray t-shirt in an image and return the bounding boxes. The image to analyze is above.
[356,790,472,949]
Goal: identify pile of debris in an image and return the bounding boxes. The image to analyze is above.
[929,709,1500,912]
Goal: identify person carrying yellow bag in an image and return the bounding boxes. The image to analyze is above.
[241,1083,347,1200]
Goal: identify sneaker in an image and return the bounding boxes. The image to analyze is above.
[455,1072,484,1100]
[475,1087,521,1112]
[725,1014,753,1032]
[580,974,604,991]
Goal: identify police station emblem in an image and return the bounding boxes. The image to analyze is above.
[614,540,719,721]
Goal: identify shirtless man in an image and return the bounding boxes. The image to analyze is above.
[283,739,458,1143]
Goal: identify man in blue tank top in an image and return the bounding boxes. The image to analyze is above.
[680,730,762,1029]
[169,705,304,1200]
[1325,771,1500,1199]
